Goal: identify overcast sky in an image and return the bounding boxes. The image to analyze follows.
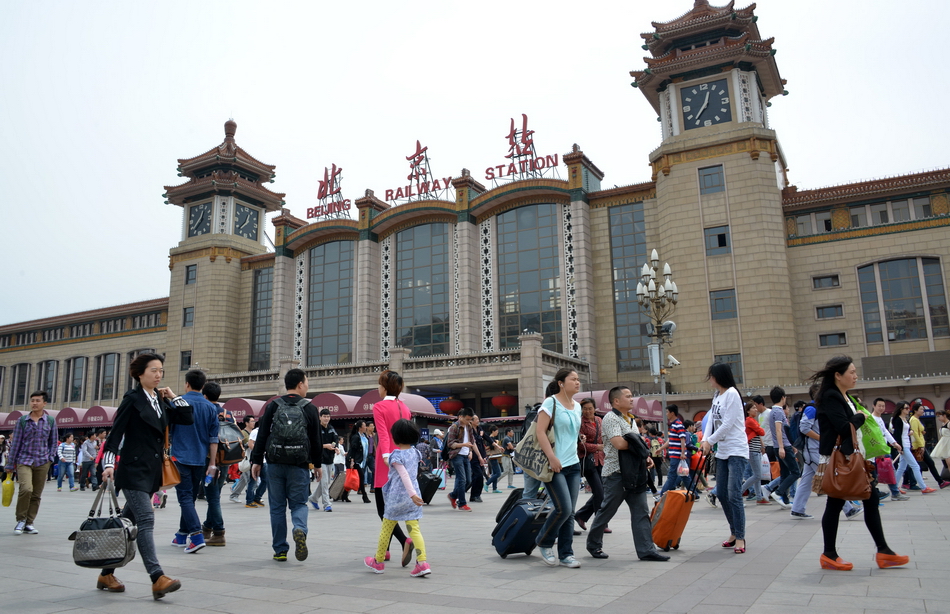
[1,0,947,326]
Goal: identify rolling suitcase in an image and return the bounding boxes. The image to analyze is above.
[649,453,707,551]
[495,487,525,523]
[328,471,346,501]
[417,468,440,504]
[432,462,448,490]
[492,498,553,558]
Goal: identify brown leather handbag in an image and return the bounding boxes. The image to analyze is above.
[161,426,181,488]
[820,424,871,500]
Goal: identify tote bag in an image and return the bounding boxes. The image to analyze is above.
[513,398,557,482]
[68,480,137,569]
[820,424,872,501]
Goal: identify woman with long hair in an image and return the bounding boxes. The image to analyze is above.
[813,355,908,571]
[371,371,414,567]
[700,362,748,554]
[347,420,370,503]
[891,402,932,494]
[97,353,194,600]
[534,368,583,568]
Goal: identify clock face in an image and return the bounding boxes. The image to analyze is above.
[187,202,212,237]
[234,204,260,240]
[681,78,732,130]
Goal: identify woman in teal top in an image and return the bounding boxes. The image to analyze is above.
[534,368,583,568]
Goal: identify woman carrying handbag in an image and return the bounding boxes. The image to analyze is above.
[97,353,194,600]
[813,355,908,571]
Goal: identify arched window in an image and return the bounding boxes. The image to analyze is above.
[10,363,30,407]
[858,257,949,344]
[94,353,120,401]
[395,223,450,357]
[63,357,87,404]
[496,204,562,352]
[37,360,57,403]
[307,241,354,365]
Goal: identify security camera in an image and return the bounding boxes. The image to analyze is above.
[667,355,680,367]
[903,376,911,382]
[661,321,676,337]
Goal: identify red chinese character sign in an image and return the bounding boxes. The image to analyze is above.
[307,163,352,220]
[384,140,453,204]
[485,113,560,184]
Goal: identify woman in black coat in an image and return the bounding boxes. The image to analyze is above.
[813,355,908,571]
[346,420,370,503]
[97,353,194,600]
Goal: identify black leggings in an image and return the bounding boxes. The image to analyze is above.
[374,488,407,549]
[821,494,890,559]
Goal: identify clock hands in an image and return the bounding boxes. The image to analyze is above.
[239,213,250,229]
[696,91,711,119]
[191,209,205,231]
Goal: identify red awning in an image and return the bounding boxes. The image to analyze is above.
[222,398,268,421]
[310,393,362,417]
[3,411,24,428]
[573,390,611,415]
[55,408,89,429]
[85,406,118,427]
[355,390,441,419]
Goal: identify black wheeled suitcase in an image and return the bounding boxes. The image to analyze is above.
[328,471,346,501]
[417,469,441,504]
[494,487,525,523]
[492,498,553,558]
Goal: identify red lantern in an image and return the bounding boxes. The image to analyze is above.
[439,397,464,415]
[492,391,517,417]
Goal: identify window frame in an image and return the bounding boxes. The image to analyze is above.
[816,305,844,320]
[698,165,725,195]
[180,351,192,372]
[819,332,848,347]
[704,225,731,256]
[709,289,737,320]
[182,306,195,328]
[850,196,935,229]
[812,274,840,290]
[185,264,197,285]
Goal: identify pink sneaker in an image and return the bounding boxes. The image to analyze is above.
[364,556,384,574]
[410,561,431,577]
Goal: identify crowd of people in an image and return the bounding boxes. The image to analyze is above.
[4,355,949,600]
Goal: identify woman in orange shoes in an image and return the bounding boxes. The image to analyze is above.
[812,356,909,572]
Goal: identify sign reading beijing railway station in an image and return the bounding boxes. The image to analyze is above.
[485,114,559,182]
[307,163,350,219]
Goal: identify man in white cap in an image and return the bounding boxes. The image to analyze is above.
[431,430,444,469]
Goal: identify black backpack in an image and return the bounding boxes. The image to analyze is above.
[789,407,807,449]
[520,402,543,439]
[266,397,311,465]
[440,426,453,462]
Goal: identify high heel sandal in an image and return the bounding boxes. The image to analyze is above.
[733,540,746,554]
[721,539,736,548]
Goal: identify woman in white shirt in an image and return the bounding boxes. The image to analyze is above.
[700,362,748,554]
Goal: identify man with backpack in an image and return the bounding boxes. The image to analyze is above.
[5,391,58,535]
[170,370,220,554]
[250,368,324,562]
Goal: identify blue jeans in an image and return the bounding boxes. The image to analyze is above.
[174,462,204,535]
[536,462,582,559]
[523,473,542,499]
[203,468,226,531]
[716,456,746,540]
[659,458,689,495]
[486,459,502,491]
[740,452,764,500]
[247,464,267,504]
[56,462,75,489]
[451,455,471,506]
[895,446,927,489]
[266,463,310,554]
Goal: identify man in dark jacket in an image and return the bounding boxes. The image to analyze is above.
[586,386,669,562]
[309,409,338,512]
[251,369,323,562]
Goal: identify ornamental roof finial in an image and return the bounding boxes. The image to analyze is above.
[224,119,237,142]
[694,0,710,7]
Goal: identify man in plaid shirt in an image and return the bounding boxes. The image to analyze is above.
[5,391,59,535]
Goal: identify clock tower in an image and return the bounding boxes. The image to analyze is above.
[631,1,800,386]
[163,120,285,389]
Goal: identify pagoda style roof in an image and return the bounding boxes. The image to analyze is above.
[164,120,286,212]
[782,168,950,211]
[631,1,784,114]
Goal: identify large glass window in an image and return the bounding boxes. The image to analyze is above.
[609,202,651,371]
[307,241,354,365]
[11,363,30,406]
[395,224,450,357]
[0,366,4,406]
[37,360,57,402]
[858,258,949,343]
[704,226,731,256]
[714,353,743,384]
[250,267,274,370]
[496,204,562,352]
[94,353,119,401]
[710,289,737,320]
[698,165,725,194]
[64,357,86,403]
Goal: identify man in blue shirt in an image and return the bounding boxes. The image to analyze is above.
[170,370,219,553]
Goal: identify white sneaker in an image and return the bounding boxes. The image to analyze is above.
[770,491,790,509]
[538,546,558,566]
[14,521,25,535]
[559,556,581,568]
[23,524,38,534]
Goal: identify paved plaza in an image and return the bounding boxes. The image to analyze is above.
[2,476,948,614]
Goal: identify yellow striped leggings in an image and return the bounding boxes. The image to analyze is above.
[375,519,426,563]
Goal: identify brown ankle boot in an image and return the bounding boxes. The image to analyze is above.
[207,529,226,546]
[152,575,181,600]
[96,573,125,592]
[202,527,212,541]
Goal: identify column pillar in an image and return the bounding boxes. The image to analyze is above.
[518,332,544,414]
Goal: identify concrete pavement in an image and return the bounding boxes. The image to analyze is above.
[2,476,948,614]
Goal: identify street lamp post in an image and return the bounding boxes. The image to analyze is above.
[636,249,678,438]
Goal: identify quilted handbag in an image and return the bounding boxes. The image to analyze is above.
[68,479,137,569]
